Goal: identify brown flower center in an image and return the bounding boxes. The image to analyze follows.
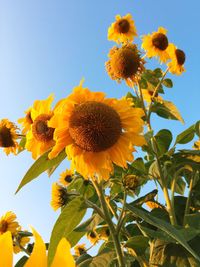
[58,187,69,206]
[0,220,8,233]
[110,45,141,79]
[175,49,185,65]
[115,19,130,33]
[90,231,97,238]
[69,101,122,152]
[65,175,73,183]
[152,33,168,51]
[32,114,54,142]
[0,126,15,147]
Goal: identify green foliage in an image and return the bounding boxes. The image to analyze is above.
[125,236,149,255]
[15,256,28,267]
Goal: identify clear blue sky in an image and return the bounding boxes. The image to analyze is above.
[0,0,199,260]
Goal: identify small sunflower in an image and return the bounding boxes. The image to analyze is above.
[141,89,163,103]
[0,211,19,235]
[167,44,186,75]
[25,94,55,159]
[108,14,137,44]
[59,169,74,186]
[48,81,145,180]
[51,183,70,211]
[13,236,30,254]
[99,227,110,241]
[145,201,165,210]
[194,140,200,150]
[18,107,33,134]
[141,27,170,63]
[106,44,145,86]
[0,119,19,155]
[87,230,99,245]
[74,244,86,257]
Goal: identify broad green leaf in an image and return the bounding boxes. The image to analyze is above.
[125,236,149,255]
[155,129,173,155]
[185,214,200,229]
[153,68,163,78]
[131,158,147,174]
[175,125,195,144]
[78,251,116,267]
[148,161,160,179]
[126,205,200,263]
[15,256,28,267]
[151,100,184,123]
[195,121,200,137]
[17,137,26,154]
[76,254,92,265]
[75,214,103,232]
[48,197,86,266]
[162,78,173,88]
[16,150,66,193]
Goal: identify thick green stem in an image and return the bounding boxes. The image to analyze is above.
[92,179,126,267]
[116,191,127,234]
[183,174,195,227]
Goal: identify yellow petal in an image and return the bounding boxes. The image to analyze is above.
[51,238,75,267]
[0,231,13,267]
[25,227,47,267]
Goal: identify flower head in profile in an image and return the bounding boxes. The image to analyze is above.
[18,107,33,134]
[87,230,99,245]
[25,94,55,159]
[108,14,137,43]
[59,169,74,186]
[0,211,19,235]
[48,81,145,180]
[74,244,86,257]
[0,119,19,155]
[51,183,70,211]
[167,44,186,75]
[141,27,170,63]
[106,44,145,86]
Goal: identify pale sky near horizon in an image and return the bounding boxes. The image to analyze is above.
[0,0,199,262]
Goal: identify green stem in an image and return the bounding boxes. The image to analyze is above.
[116,191,127,234]
[85,199,106,221]
[92,179,126,267]
[183,174,195,227]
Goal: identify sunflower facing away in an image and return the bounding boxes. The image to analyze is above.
[48,81,145,180]
[106,44,145,87]
[74,244,86,257]
[25,94,55,159]
[167,43,186,75]
[141,27,170,63]
[108,14,137,43]
[51,183,70,211]
[0,211,19,235]
[0,119,19,155]
[59,169,74,186]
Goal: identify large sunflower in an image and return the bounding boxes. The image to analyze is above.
[0,119,19,155]
[106,44,145,87]
[167,43,186,75]
[141,27,170,63]
[25,94,55,159]
[108,14,137,43]
[0,211,19,235]
[48,82,145,180]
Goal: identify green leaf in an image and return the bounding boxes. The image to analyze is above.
[155,129,173,155]
[15,256,28,267]
[185,214,200,229]
[153,68,163,78]
[16,150,66,193]
[126,205,200,263]
[131,158,147,174]
[17,137,26,154]
[175,125,195,144]
[162,78,173,88]
[48,197,86,266]
[151,100,184,123]
[75,214,103,232]
[125,236,149,255]
[78,251,116,267]
[195,121,200,137]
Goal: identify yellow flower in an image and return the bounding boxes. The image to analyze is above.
[48,81,145,180]
[194,140,200,150]
[18,107,33,134]
[51,183,69,211]
[0,211,19,235]
[13,236,30,254]
[141,27,170,63]
[25,94,55,159]
[99,227,110,241]
[167,43,186,75]
[141,89,163,103]
[87,230,99,245]
[145,201,165,210]
[74,244,86,256]
[108,14,137,43]
[0,232,13,266]
[59,169,74,186]
[106,44,145,87]
[0,119,19,155]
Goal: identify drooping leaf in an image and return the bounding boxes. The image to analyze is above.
[154,129,173,156]
[48,197,86,266]
[175,125,195,145]
[15,256,28,267]
[16,150,66,193]
[162,78,173,88]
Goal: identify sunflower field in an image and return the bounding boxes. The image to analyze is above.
[0,3,200,267]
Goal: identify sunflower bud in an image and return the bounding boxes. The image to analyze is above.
[123,174,140,191]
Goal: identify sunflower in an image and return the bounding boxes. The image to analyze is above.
[18,107,33,134]
[141,89,163,103]
[59,169,74,186]
[108,14,137,44]
[87,230,99,245]
[74,244,86,256]
[99,227,110,241]
[167,43,186,75]
[48,82,145,180]
[25,94,55,159]
[194,140,200,150]
[51,183,70,211]
[106,44,145,87]
[141,27,170,63]
[0,119,19,155]
[145,200,165,210]
[0,211,19,235]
